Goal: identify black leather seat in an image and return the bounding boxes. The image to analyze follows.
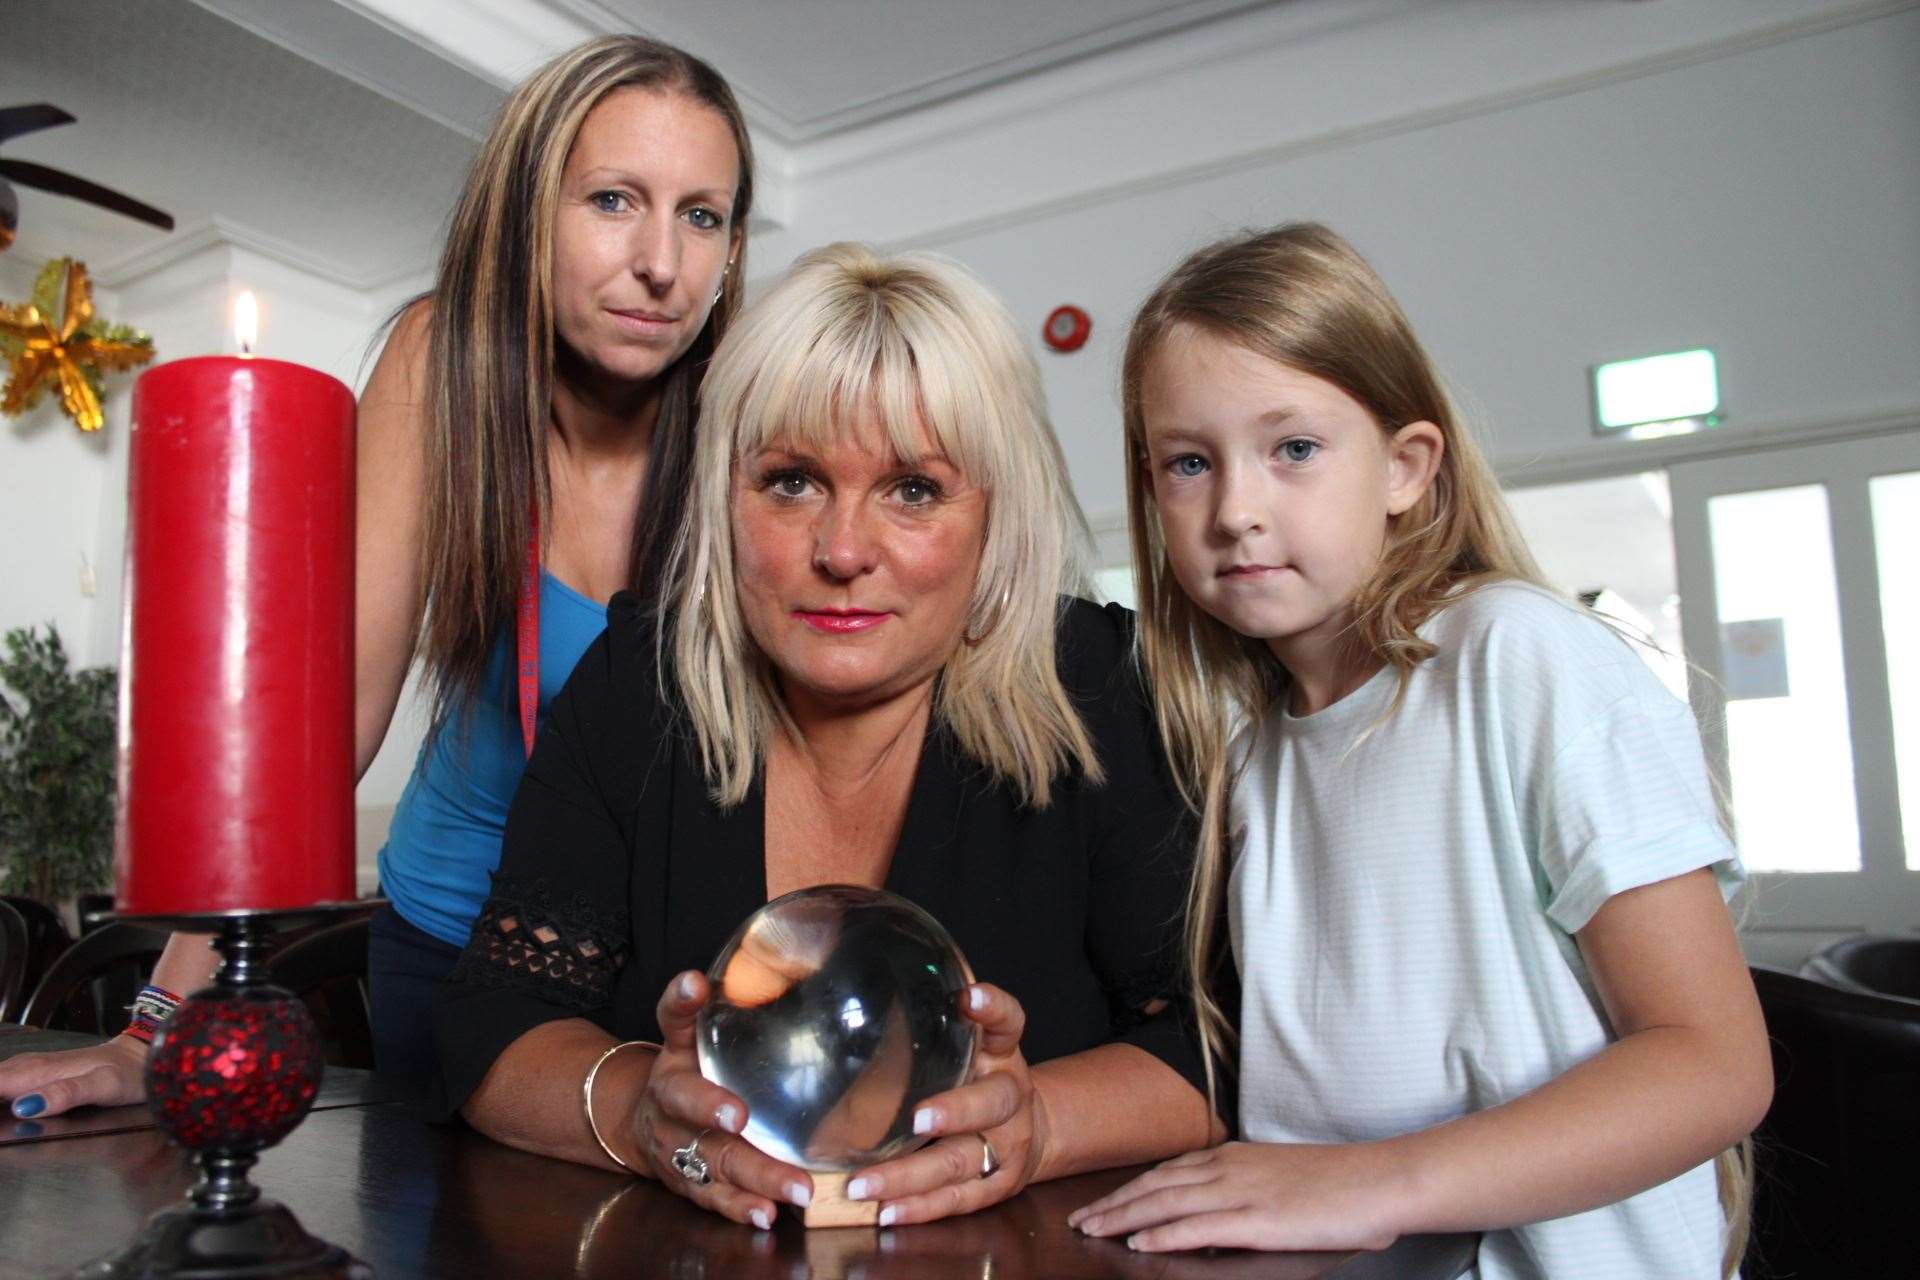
[16,920,171,1033]
[0,895,73,1011]
[1745,965,1920,1278]
[267,914,375,1070]
[0,899,30,1022]
[1802,934,1920,1004]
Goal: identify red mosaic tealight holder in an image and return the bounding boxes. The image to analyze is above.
[70,913,367,1280]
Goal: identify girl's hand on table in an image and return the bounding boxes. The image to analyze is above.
[1068,1139,1411,1254]
[0,1036,147,1119]
[844,982,1047,1226]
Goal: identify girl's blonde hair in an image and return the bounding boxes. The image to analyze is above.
[669,242,1102,809]
[1121,223,1750,1275]
[417,35,753,729]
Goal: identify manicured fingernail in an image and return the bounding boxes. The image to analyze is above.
[750,1207,772,1230]
[967,986,987,1011]
[715,1104,740,1132]
[912,1107,937,1134]
[11,1095,44,1119]
[1126,1235,1141,1251]
[788,1181,811,1207]
[879,1206,898,1227]
[846,1176,871,1200]
[678,973,699,999]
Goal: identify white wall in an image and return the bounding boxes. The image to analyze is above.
[0,255,117,672]
[760,4,1920,553]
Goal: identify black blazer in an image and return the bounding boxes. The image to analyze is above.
[434,594,1204,1116]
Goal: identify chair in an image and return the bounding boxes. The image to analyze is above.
[17,920,171,1033]
[1744,965,1920,1279]
[267,914,375,1070]
[0,899,30,1022]
[1802,934,1920,1004]
[0,894,74,1008]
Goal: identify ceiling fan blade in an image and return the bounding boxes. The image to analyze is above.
[0,158,174,231]
[0,104,76,144]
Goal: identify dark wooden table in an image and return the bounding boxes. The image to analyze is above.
[0,1030,1476,1279]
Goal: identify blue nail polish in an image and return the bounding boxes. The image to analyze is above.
[12,1095,45,1118]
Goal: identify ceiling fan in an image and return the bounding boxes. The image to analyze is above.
[0,103,175,253]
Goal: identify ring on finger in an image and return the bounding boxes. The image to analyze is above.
[978,1133,1000,1179]
[672,1127,714,1185]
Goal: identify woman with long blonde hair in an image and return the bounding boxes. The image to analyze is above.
[1071,223,1767,1278]
[0,34,753,1113]
[436,243,1223,1229]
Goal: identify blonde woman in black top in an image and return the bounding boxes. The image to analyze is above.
[437,244,1225,1229]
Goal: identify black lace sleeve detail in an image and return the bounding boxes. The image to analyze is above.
[447,872,632,1012]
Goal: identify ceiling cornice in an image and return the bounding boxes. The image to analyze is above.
[92,216,431,294]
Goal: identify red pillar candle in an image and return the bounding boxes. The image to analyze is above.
[116,355,356,915]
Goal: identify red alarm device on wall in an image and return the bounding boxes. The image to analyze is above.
[1043,305,1091,352]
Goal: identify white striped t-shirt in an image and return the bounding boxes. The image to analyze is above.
[1231,582,1743,1279]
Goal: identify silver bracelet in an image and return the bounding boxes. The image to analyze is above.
[582,1040,660,1173]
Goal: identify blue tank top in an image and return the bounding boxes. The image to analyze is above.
[378,571,608,947]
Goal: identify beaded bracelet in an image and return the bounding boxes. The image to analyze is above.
[122,984,183,1044]
[582,1040,661,1173]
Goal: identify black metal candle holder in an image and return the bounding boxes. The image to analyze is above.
[71,907,369,1279]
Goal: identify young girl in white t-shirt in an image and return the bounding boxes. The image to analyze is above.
[1069,224,1770,1278]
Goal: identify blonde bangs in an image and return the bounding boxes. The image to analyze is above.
[723,270,1010,500]
[674,242,1100,809]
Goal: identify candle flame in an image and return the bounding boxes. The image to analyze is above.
[234,291,259,355]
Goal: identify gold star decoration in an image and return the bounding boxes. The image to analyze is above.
[0,257,154,432]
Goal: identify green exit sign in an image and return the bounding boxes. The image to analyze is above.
[1592,348,1720,439]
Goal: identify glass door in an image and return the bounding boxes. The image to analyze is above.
[1669,430,1920,936]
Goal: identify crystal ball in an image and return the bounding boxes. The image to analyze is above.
[695,884,977,1171]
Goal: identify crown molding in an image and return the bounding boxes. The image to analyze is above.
[327,0,595,89]
[92,217,431,294]
[786,0,1423,177]
[186,0,502,142]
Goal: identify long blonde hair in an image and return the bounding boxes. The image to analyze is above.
[1121,223,1750,1274]
[417,36,754,728]
[669,242,1102,808]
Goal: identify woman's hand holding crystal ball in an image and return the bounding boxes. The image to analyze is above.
[841,982,1048,1226]
[632,970,817,1230]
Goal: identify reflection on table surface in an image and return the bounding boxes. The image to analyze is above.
[0,1059,1474,1279]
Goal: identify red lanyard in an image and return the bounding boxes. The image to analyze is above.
[515,501,540,761]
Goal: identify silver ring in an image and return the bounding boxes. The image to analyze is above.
[672,1129,714,1185]
[978,1133,1000,1179]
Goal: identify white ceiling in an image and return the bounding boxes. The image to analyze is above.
[0,0,1299,283]
[0,0,1782,300]
[571,0,1282,139]
[0,0,476,286]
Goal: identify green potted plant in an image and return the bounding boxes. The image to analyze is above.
[0,624,118,917]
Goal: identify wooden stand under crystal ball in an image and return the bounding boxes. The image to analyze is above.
[694,886,979,1229]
